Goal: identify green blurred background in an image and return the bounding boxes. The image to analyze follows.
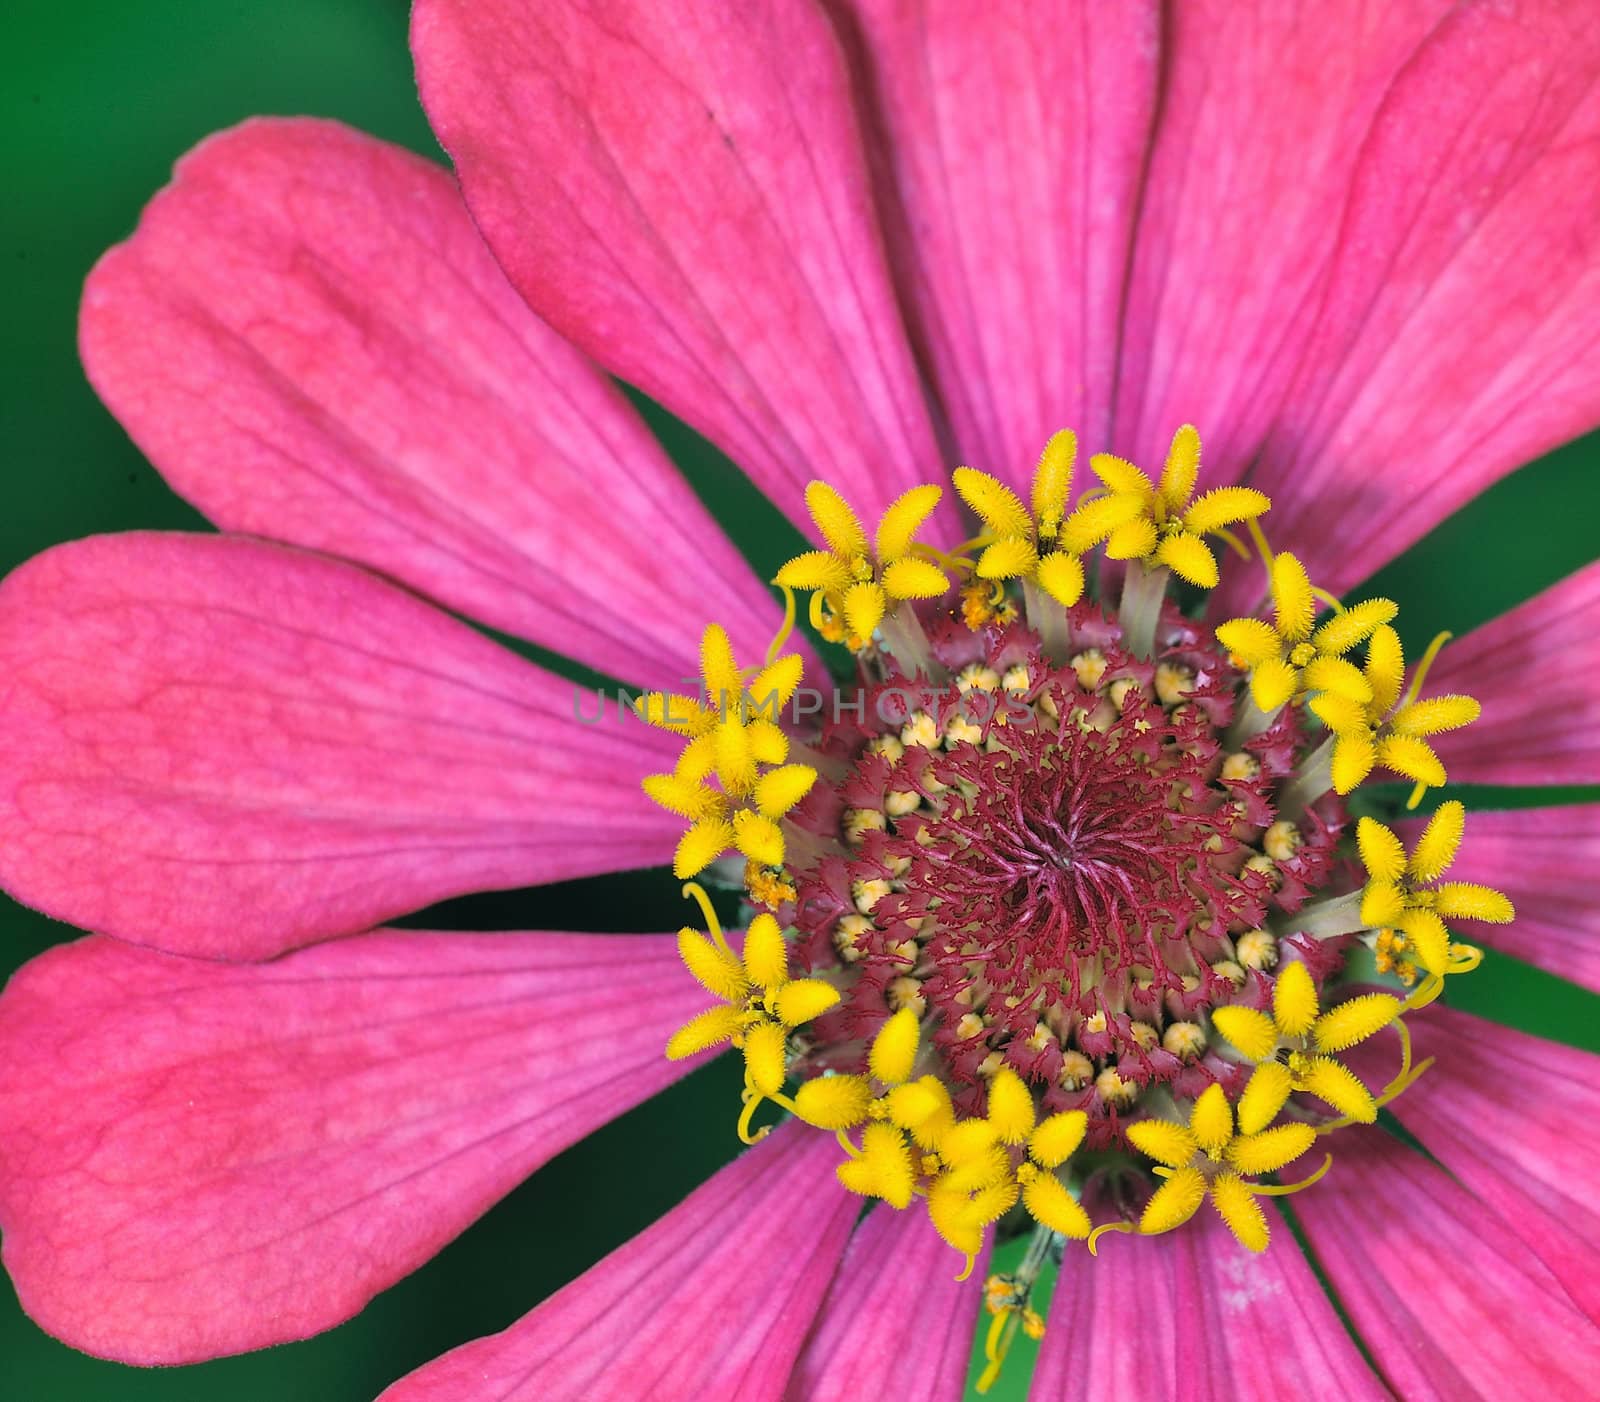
[3,3,1596,1398]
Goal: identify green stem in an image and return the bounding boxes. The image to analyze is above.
[878,604,939,679]
[1279,733,1334,815]
[1022,579,1070,661]
[1118,562,1169,659]
[1294,889,1366,940]
[1228,693,1284,747]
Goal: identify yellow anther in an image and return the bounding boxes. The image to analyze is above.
[836,1121,918,1208]
[986,1067,1037,1144]
[1063,426,1268,588]
[676,925,745,1002]
[955,465,1032,541]
[878,484,944,563]
[1312,598,1399,658]
[743,1021,789,1097]
[672,820,736,882]
[1216,553,1394,712]
[885,1075,956,1148]
[1028,1110,1089,1168]
[939,1117,1002,1171]
[731,810,785,868]
[1190,1083,1234,1155]
[1390,694,1482,738]
[1226,1121,1318,1176]
[928,1149,1018,1256]
[1295,1056,1376,1125]
[960,581,1001,630]
[665,1005,744,1060]
[793,1075,872,1130]
[869,1007,921,1086]
[773,979,841,1027]
[1313,994,1404,1054]
[1139,1165,1209,1235]
[1208,1173,1269,1252]
[1209,1006,1279,1063]
[1272,961,1319,1038]
[1236,1061,1293,1136]
[1020,1169,1091,1239]
[742,912,788,988]
[1357,817,1408,886]
[1033,429,1077,535]
[641,766,727,824]
[841,579,886,644]
[744,862,796,911]
[776,480,948,650]
[807,481,869,560]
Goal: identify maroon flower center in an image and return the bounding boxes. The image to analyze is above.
[903,699,1258,1005]
[785,606,1340,1125]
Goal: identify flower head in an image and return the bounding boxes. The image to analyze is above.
[0,5,1597,1399]
[1211,961,1403,1126]
[636,623,815,878]
[1309,624,1482,798]
[650,428,1518,1329]
[666,899,841,1101]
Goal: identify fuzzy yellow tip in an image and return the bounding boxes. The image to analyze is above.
[869,1006,921,1086]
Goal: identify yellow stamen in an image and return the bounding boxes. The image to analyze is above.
[1086,1220,1136,1256]
[1250,1153,1333,1196]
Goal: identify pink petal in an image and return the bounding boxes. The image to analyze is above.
[1120,0,1600,596]
[80,117,793,690]
[1286,1125,1600,1398]
[1425,560,1600,786]
[1031,1202,1384,1400]
[410,0,950,538]
[1397,804,1600,992]
[788,1206,987,1402]
[0,532,679,959]
[377,1121,855,1401]
[1116,0,1456,475]
[829,1,1159,482]
[0,928,713,1364]
[1348,1008,1600,1323]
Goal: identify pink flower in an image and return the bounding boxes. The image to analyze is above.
[2,2,1600,1397]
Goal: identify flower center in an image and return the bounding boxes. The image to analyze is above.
[783,609,1339,1122]
[639,424,1513,1392]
